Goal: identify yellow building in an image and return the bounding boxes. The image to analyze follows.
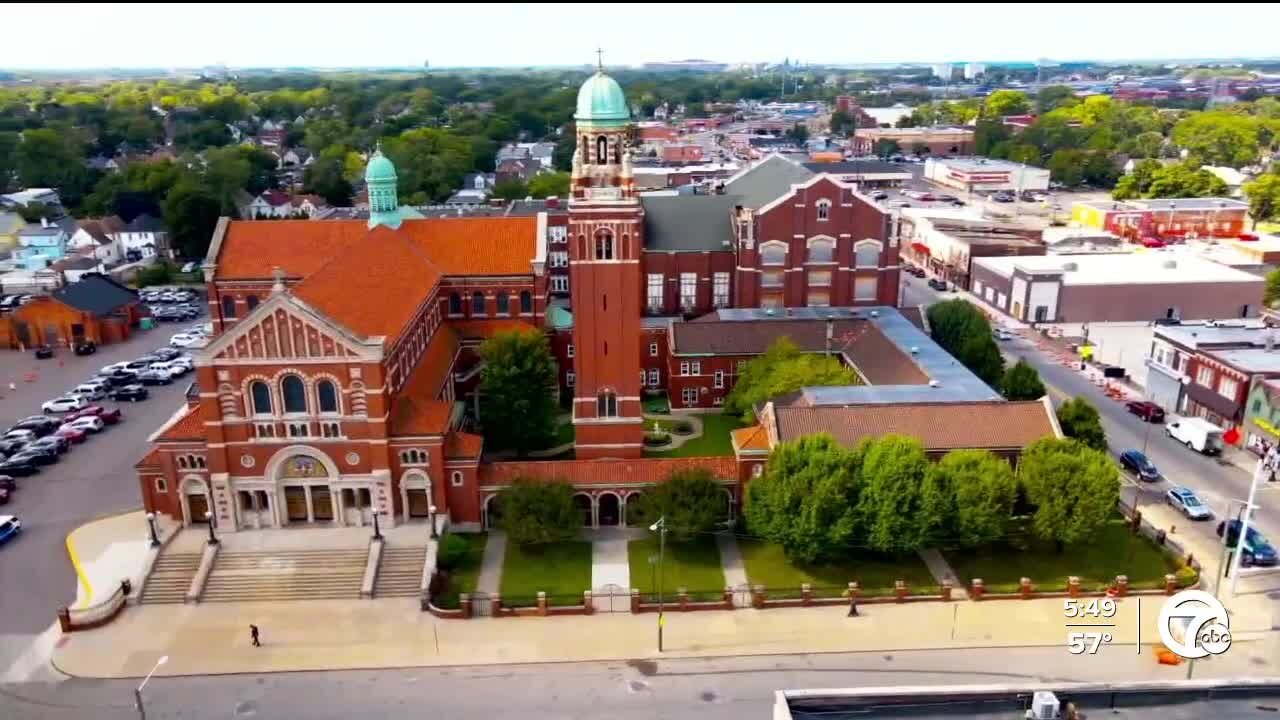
[0,212,27,250]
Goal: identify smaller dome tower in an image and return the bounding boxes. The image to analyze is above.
[366,145,403,230]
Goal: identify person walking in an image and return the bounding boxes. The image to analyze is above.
[250,624,261,647]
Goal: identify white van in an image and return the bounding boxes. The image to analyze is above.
[1165,417,1225,455]
[70,383,106,400]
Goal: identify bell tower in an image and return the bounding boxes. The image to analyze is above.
[568,57,644,459]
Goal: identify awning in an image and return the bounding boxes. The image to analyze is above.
[910,242,931,255]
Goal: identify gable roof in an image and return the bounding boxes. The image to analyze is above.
[76,219,114,245]
[155,406,206,442]
[445,431,484,459]
[724,154,814,208]
[641,194,740,252]
[51,274,138,315]
[389,327,460,437]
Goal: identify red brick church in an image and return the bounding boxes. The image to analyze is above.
[136,66,1055,534]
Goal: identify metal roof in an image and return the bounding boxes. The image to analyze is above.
[640,195,739,252]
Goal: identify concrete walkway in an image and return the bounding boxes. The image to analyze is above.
[716,533,751,607]
[586,527,638,592]
[919,548,968,600]
[474,531,507,595]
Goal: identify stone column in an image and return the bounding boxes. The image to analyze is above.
[894,580,908,602]
[304,485,314,523]
[941,579,953,601]
[1068,576,1081,598]
[1164,573,1177,595]
[331,487,343,527]
[1019,577,1033,599]
[1115,575,1129,597]
[971,578,984,601]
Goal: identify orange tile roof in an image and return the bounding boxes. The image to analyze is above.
[291,226,442,341]
[450,319,539,340]
[772,400,1058,452]
[135,448,162,468]
[445,431,484,459]
[214,217,537,281]
[389,328,460,437]
[730,425,771,453]
[479,457,739,487]
[156,406,205,442]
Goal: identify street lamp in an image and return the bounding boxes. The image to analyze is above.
[372,507,384,541]
[1228,457,1267,598]
[429,505,439,540]
[134,654,168,720]
[649,516,667,652]
[145,512,160,548]
[203,511,218,545]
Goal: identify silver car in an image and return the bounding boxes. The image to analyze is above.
[1166,486,1212,520]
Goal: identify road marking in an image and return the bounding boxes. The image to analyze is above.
[65,532,92,608]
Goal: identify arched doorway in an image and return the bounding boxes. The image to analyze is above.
[624,491,647,527]
[597,492,621,527]
[180,476,210,526]
[400,470,432,524]
[267,448,340,526]
[573,493,594,527]
[484,494,503,530]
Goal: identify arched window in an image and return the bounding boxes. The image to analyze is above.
[496,292,509,315]
[177,456,188,469]
[250,381,272,415]
[317,380,339,414]
[807,238,835,263]
[281,375,306,414]
[448,292,461,315]
[597,390,618,418]
[816,199,831,221]
[594,229,614,260]
[596,135,608,164]
[854,240,883,268]
[246,295,260,312]
[519,291,532,314]
[221,295,237,319]
[760,242,787,266]
[471,292,485,315]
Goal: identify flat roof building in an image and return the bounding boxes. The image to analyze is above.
[923,156,1050,193]
[851,126,974,156]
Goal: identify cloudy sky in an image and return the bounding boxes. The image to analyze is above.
[2,3,1275,70]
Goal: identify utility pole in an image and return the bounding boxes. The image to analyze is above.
[1229,457,1267,597]
[649,517,666,652]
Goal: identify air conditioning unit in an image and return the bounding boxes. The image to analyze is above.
[1027,691,1059,720]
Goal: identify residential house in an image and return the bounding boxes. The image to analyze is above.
[2,188,62,209]
[445,190,488,209]
[1182,345,1280,437]
[112,214,169,260]
[495,158,541,185]
[51,253,108,283]
[69,217,126,265]
[0,273,145,348]
[0,212,25,250]
[495,143,530,165]
[277,147,314,168]
[14,217,73,270]
[524,142,555,170]
[290,195,329,218]
[462,172,496,193]
[245,190,295,219]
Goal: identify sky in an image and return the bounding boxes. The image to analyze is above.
[2,3,1276,70]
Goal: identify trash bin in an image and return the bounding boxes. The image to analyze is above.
[139,317,155,330]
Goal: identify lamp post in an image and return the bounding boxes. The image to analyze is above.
[649,516,667,652]
[134,654,168,720]
[1228,457,1267,598]
[145,512,160,548]
[429,505,439,539]
[372,507,384,541]
[203,511,217,545]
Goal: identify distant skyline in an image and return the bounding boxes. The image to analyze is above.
[2,3,1277,71]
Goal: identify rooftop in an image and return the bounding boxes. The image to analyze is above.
[1154,321,1269,350]
[723,154,815,208]
[854,126,973,137]
[801,160,911,176]
[1126,197,1248,211]
[928,156,1041,172]
[972,252,1264,286]
[641,194,740,253]
[1205,346,1280,374]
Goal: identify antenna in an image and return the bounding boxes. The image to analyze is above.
[596,48,604,71]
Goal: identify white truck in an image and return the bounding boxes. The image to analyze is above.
[1165,416,1225,455]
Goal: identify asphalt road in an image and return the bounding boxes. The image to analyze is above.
[4,645,1274,720]
[0,314,203,664]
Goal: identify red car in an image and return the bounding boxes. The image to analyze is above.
[98,408,123,425]
[0,486,9,505]
[1238,233,1260,242]
[67,405,122,425]
[54,425,88,444]
[1125,400,1166,423]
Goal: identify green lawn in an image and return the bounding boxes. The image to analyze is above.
[738,538,937,598]
[643,393,671,414]
[500,540,593,606]
[645,413,746,458]
[433,533,486,609]
[1257,221,1280,234]
[943,519,1183,594]
[628,535,727,601]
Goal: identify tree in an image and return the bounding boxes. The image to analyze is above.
[974,120,1012,156]
[1128,130,1165,159]
[1019,438,1119,549]
[829,110,856,136]
[745,434,865,564]
[983,90,1030,119]
[1171,112,1262,168]
[926,299,1005,387]
[1144,162,1228,199]
[478,328,559,456]
[631,468,728,541]
[303,151,354,206]
[786,123,809,144]
[491,179,528,201]
[923,449,1018,548]
[15,201,57,223]
[873,138,902,158]
[384,127,477,203]
[553,131,576,172]
[1036,85,1077,114]
[724,337,857,422]
[1245,174,1280,230]
[1264,268,1280,308]
[1001,359,1046,400]
[1055,397,1107,451]
[0,131,18,192]
[1046,149,1084,186]
[526,171,570,199]
[858,435,934,553]
[162,180,222,259]
[496,479,581,546]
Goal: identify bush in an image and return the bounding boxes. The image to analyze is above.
[134,263,174,288]
[496,478,581,546]
[436,534,470,570]
[1175,564,1199,588]
[643,433,670,447]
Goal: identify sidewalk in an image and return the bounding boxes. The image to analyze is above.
[67,509,178,608]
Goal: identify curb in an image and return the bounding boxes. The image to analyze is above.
[63,506,145,610]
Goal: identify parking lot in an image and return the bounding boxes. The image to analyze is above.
[0,301,205,662]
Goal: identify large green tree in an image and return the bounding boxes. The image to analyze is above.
[1001,359,1046,401]
[724,337,857,422]
[527,171,570,199]
[925,299,1005,387]
[922,449,1018,548]
[1263,268,1280,308]
[1055,396,1107,451]
[1245,174,1280,231]
[490,179,528,201]
[478,328,559,456]
[983,90,1031,119]
[162,180,222,259]
[303,149,354,206]
[1019,438,1119,548]
[631,468,729,540]
[496,479,581,546]
[858,435,934,553]
[1172,112,1263,168]
[0,131,18,192]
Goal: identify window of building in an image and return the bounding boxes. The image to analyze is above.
[550,251,568,268]
[246,295,260,312]
[597,390,618,418]
[973,280,984,295]
[1255,399,1263,414]
[751,464,764,479]
[400,449,428,465]
[640,370,647,386]
[254,422,276,438]
[816,200,831,221]
[448,292,462,315]
[854,276,879,302]
[713,272,730,308]
[566,371,575,386]
[760,293,783,310]
[317,380,339,414]
[714,370,725,389]
[471,292,486,315]
[682,387,698,406]
[520,291,532,314]
[155,478,167,493]
[551,276,569,292]
[648,368,659,386]
[647,273,664,311]
[282,375,307,414]
[596,135,608,163]
[321,422,341,438]
[680,273,697,308]
[761,270,785,288]
[250,381,272,415]
[806,290,830,307]
[649,342,659,357]
[451,471,464,487]
[760,242,787,266]
[567,344,575,358]
[1219,376,1239,399]
[594,230,614,260]
[496,292,509,315]
[854,241,882,268]
[1196,365,1214,387]
[221,295,237,319]
[690,361,701,375]
[808,270,832,287]
[287,422,311,438]
[549,226,567,244]
[808,238,835,263]
[680,361,690,376]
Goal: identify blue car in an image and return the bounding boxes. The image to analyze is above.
[1217,519,1279,567]
[0,515,20,546]
[1119,449,1161,481]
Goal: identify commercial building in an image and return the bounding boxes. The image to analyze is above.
[0,273,146,348]
[852,127,974,156]
[800,160,912,188]
[969,252,1264,324]
[923,156,1050,193]
[1070,198,1248,242]
[900,213,1045,289]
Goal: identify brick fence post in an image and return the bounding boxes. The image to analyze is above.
[460,593,472,619]
[537,591,548,617]
[800,583,812,606]
[722,586,733,610]
[583,590,594,615]
[57,607,71,632]
[1115,575,1129,597]
[492,592,503,615]
[971,578,984,601]
[894,580,907,602]
[631,588,641,613]
[1019,577,1033,600]
[940,579,953,601]
[1068,576,1081,598]
[677,587,689,610]
[751,584,765,609]
[1164,573,1177,595]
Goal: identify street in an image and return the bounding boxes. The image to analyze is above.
[0,317,201,672]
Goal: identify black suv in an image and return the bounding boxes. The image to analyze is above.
[111,384,149,402]
[74,341,97,356]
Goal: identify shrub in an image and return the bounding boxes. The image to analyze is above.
[436,534,470,570]
[135,263,174,288]
[1175,565,1199,588]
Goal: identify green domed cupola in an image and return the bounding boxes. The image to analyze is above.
[574,57,630,128]
[365,145,403,230]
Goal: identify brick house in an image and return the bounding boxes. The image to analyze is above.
[0,273,144,348]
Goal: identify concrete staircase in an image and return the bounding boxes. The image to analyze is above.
[200,548,367,603]
[374,546,426,598]
[140,552,203,604]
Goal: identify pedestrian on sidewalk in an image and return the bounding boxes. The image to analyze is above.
[250,624,261,647]
[847,599,859,617]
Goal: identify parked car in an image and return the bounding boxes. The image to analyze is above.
[1166,487,1212,520]
[0,486,9,505]
[63,416,105,434]
[169,333,203,348]
[1125,400,1166,423]
[2,429,36,444]
[871,191,889,200]
[150,348,181,361]
[11,417,59,436]
[42,395,87,414]
[110,384,149,402]
[0,439,28,456]
[70,383,107,401]
[0,475,14,491]
[99,361,131,375]
[98,408,123,425]
[0,458,38,477]
[927,278,948,291]
[992,328,1013,341]
[10,447,57,466]
[1216,520,1278,567]
[53,425,88,444]
[34,345,54,359]
[73,341,97,356]
[991,192,1016,203]
[104,369,139,387]
[1165,417,1225,455]
[1119,449,1161,481]
[137,369,174,386]
[30,435,69,455]
[0,516,20,546]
